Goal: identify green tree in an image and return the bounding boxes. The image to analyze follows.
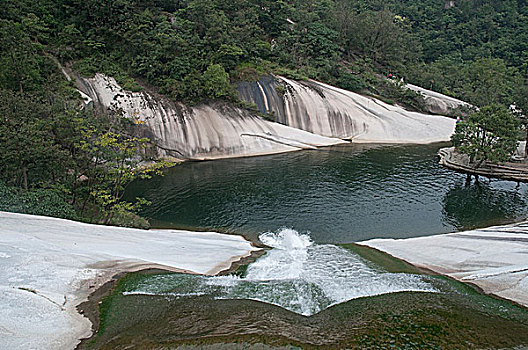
[452,104,520,164]
[215,44,244,70]
[0,89,72,189]
[0,20,43,93]
[73,109,170,224]
[344,9,419,67]
[202,64,233,99]
[460,58,517,107]
[85,131,150,224]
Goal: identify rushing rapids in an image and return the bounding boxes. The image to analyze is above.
[123,228,437,316]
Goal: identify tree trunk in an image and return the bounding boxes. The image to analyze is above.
[525,128,528,158]
[22,167,28,190]
[103,211,114,225]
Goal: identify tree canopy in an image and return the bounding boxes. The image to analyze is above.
[452,105,521,164]
[2,0,528,107]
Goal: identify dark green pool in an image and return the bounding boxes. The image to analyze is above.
[126,143,528,243]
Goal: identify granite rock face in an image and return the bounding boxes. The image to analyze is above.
[78,74,344,160]
[359,222,528,308]
[238,76,456,143]
[78,74,455,161]
[0,212,259,350]
[406,83,472,116]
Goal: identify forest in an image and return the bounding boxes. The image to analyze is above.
[2,0,528,224]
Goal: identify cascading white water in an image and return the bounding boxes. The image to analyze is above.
[247,228,313,280]
[125,228,437,316]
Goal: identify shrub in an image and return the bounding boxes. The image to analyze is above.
[0,182,77,220]
[337,72,367,92]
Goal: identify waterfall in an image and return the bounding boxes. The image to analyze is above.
[124,228,437,316]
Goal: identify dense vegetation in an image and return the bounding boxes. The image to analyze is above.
[452,104,521,164]
[1,0,528,223]
[4,0,528,106]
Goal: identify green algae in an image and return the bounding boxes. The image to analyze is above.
[341,243,424,274]
[79,263,528,350]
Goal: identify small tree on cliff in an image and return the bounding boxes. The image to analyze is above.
[451,104,520,164]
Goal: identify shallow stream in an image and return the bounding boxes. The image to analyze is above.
[123,228,437,315]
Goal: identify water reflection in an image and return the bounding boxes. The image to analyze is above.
[442,179,528,229]
[125,144,528,243]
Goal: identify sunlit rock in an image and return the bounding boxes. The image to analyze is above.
[406,83,472,116]
[359,222,528,308]
[78,74,345,161]
[78,74,456,161]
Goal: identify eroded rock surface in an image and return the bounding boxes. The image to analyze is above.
[0,212,259,350]
[406,83,472,116]
[359,221,528,308]
[78,74,344,160]
[77,74,455,161]
[238,76,456,143]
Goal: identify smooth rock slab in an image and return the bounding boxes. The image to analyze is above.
[237,76,457,143]
[79,74,456,162]
[359,222,528,308]
[79,74,345,160]
[0,211,259,350]
[406,83,472,116]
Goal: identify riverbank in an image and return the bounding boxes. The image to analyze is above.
[3,210,528,349]
[438,146,528,183]
[0,212,260,350]
[358,221,528,308]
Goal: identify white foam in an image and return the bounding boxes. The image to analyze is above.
[126,228,438,316]
[259,228,313,250]
[247,228,312,281]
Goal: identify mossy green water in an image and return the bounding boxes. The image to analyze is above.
[342,244,423,274]
[81,263,528,350]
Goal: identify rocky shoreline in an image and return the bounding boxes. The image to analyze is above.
[76,249,267,350]
[74,256,528,349]
[76,74,456,162]
[359,221,528,308]
[0,212,260,350]
[2,211,528,349]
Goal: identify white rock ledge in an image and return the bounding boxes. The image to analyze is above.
[359,222,528,308]
[0,211,260,350]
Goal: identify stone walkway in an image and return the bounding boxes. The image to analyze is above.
[438,146,528,182]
